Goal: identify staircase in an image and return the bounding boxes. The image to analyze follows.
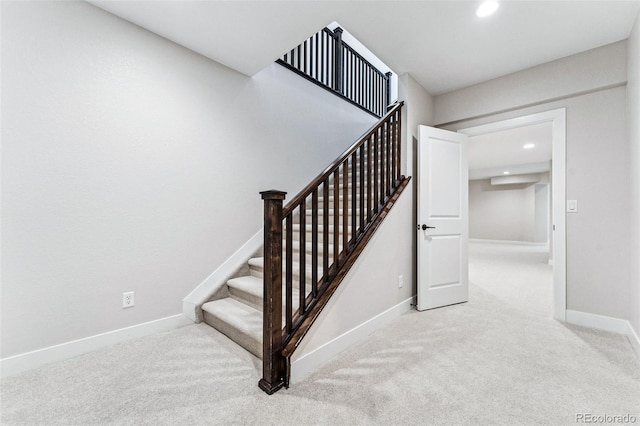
[193,25,408,393]
[200,166,353,360]
[197,103,408,396]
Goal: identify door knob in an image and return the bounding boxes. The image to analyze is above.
[421,224,436,230]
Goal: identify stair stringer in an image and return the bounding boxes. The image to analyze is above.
[182,229,263,323]
[289,179,415,383]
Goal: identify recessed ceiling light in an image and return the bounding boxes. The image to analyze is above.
[503,171,510,175]
[476,1,499,18]
[523,143,536,149]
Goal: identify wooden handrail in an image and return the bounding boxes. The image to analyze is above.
[282,102,403,217]
[281,176,410,358]
[260,102,406,394]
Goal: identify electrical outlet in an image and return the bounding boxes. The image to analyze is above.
[123,291,134,308]
[398,275,404,288]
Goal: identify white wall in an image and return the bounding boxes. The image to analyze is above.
[534,184,550,244]
[397,73,434,296]
[469,179,548,243]
[291,183,413,381]
[628,11,640,342]
[436,43,629,320]
[0,1,377,359]
[291,74,434,379]
[435,41,627,125]
[397,73,435,176]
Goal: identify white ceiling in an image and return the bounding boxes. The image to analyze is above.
[468,122,552,180]
[90,0,640,95]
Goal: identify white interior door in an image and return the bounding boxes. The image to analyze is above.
[417,126,468,311]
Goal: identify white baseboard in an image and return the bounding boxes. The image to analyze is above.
[627,322,640,358]
[565,310,630,334]
[290,297,413,384]
[565,310,640,360]
[469,238,548,247]
[182,228,263,322]
[1,314,191,378]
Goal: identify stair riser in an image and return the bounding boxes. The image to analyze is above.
[228,285,303,314]
[202,310,263,359]
[288,230,354,244]
[249,263,327,281]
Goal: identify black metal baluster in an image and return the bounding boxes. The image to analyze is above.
[309,35,314,80]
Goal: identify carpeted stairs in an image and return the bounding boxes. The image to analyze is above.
[200,167,359,359]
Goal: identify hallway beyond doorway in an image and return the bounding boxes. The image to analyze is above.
[469,240,552,318]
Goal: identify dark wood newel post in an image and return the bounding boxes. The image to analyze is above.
[333,27,344,95]
[259,189,287,395]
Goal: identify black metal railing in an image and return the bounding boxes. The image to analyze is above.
[278,27,392,118]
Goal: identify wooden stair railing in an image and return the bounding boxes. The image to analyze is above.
[258,102,410,394]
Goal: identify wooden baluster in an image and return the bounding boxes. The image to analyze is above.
[342,159,349,255]
[323,179,329,283]
[374,127,379,213]
[391,114,396,187]
[285,214,293,334]
[386,117,391,196]
[299,199,306,314]
[333,169,340,266]
[258,190,286,395]
[351,151,357,241]
[359,145,365,231]
[381,120,387,202]
[367,137,372,221]
[311,189,318,298]
[397,109,402,182]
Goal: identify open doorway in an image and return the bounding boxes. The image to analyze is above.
[459,109,566,321]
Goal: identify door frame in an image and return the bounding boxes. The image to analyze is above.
[457,108,567,321]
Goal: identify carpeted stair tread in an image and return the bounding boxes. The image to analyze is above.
[227,271,306,310]
[201,298,262,359]
[226,275,265,311]
[248,257,324,283]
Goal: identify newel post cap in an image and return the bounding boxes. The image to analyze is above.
[260,190,287,200]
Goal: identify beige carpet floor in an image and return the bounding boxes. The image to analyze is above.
[1,241,638,425]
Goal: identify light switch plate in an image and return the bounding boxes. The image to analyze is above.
[567,200,578,213]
